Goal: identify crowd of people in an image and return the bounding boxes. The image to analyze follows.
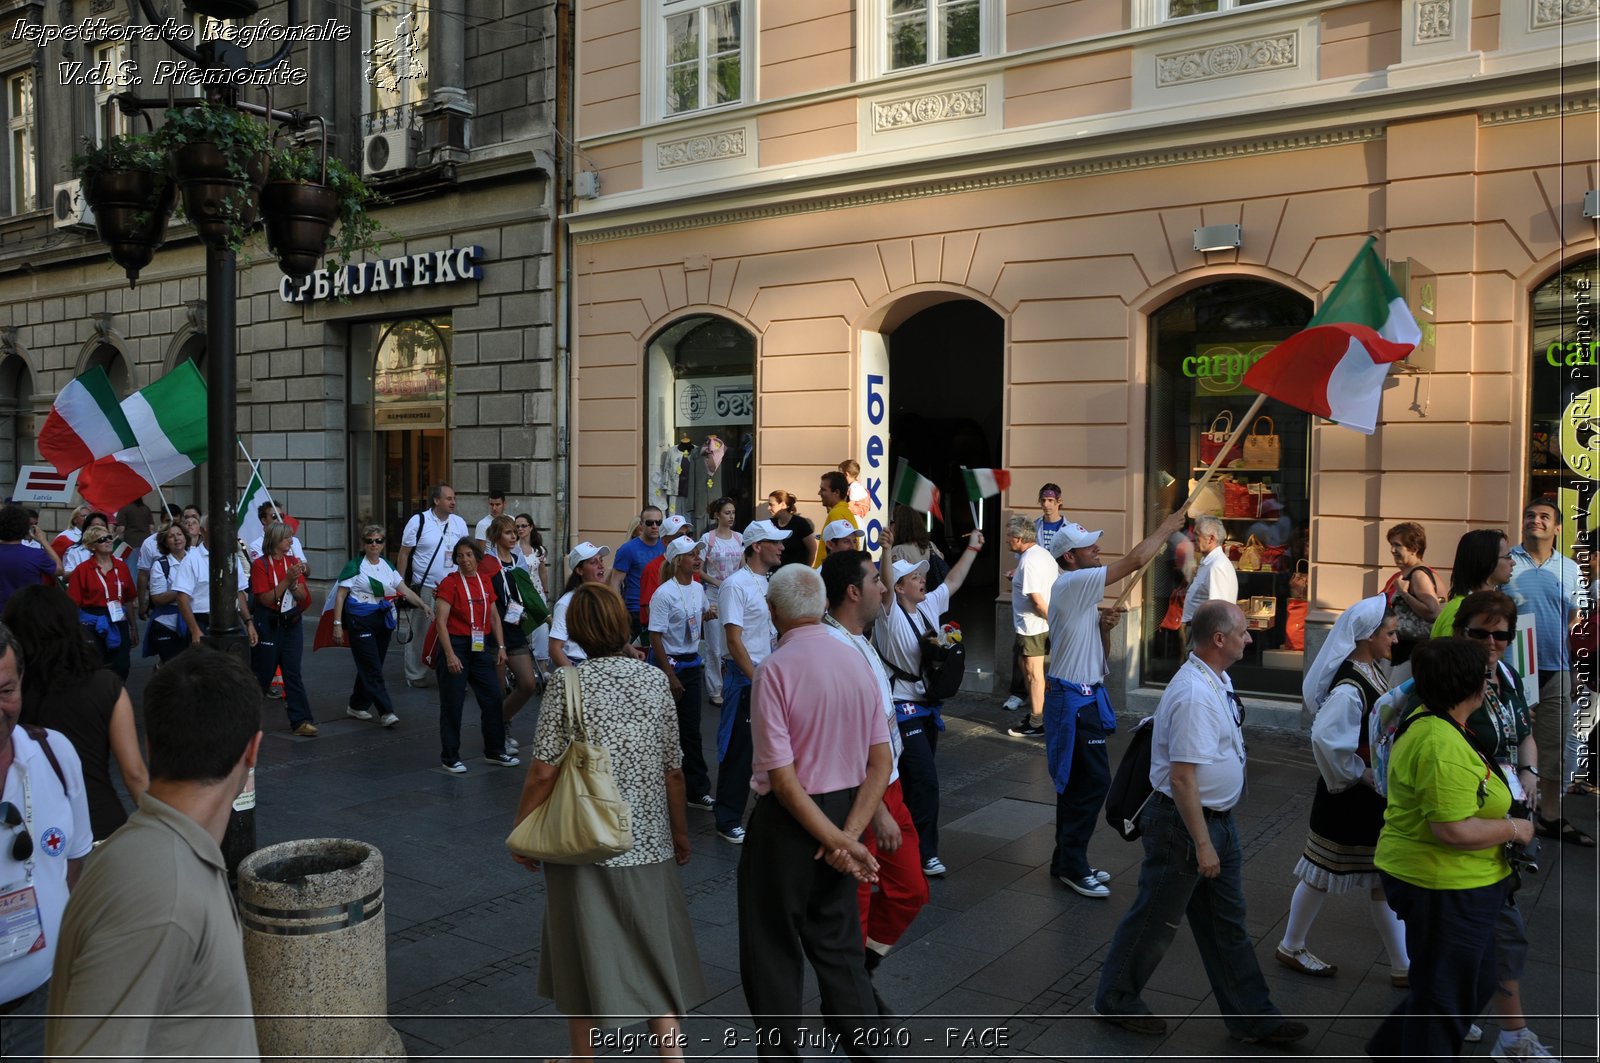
[0,470,1593,1061]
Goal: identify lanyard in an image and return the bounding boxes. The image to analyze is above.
[13,765,35,886]
[272,556,294,605]
[464,574,487,630]
[93,564,121,605]
[498,554,522,604]
[1185,657,1245,764]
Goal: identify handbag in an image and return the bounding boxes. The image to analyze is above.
[1199,410,1244,468]
[1390,566,1436,641]
[505,666,635,864]
[1285,597,1308,650]
[1159,584,1186,632]
[1222,478,1253,519]
[1224,538,1245,563]
[1242,416,1281,468]
[1187,477,1224,518]
[1237,535,1265,573]
[1246,481,1277,518]
[1259,543,1288,571]
[1289,559,1309,600]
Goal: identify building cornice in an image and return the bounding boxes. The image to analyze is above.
[1479,95,1598,125]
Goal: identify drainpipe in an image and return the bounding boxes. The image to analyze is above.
[551,0,575,579]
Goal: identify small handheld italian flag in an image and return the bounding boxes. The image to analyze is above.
[890,458,942,521]
[960,467,1011,501]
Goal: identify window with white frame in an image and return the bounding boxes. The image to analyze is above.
[362,0,430,120]
[661,0,745,117]
[91,42,134,144]
[6,70,35,214]
[885,0,982,71]
[1164,0,1275,19]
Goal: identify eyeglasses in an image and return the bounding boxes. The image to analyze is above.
[642,519,663,527]
[0,801,33,861]
[1464,627,1514,643]
[364,537,385,545]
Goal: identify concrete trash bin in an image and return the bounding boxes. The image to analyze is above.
[237,838,406,1062]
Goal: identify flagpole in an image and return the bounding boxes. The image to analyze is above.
[237,439,283,523]
[134,443,172,521]
[1108,391,1268,612]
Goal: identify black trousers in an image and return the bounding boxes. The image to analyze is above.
[346,609,396,716]
[670,662,710,797]
[1050,701,1112,880]
[738,791,884,1063]
[896,716,939,863]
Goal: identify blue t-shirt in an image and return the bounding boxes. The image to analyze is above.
[0,542,57,614]
[1034,517,1067,552]
[1508,545,1587,672]
[612,537,666,614]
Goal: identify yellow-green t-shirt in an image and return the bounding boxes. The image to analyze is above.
[1431,596,1463,639]
[1375,712,1513,890]
[814,502,856,567]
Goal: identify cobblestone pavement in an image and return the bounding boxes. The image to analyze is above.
[124,631,1599,1061]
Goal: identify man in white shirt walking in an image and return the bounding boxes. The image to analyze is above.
[1182,516,1237,644]
[472,490,506,542]
[1004,515,1057,738]
[398,484,468,687]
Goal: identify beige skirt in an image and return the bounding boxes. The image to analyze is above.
[538,859,707,1019]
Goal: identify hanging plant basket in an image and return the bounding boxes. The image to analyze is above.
[261,181,339,279]
[157,103,273,251]
[86,171,179,287]
[261,136,385,281]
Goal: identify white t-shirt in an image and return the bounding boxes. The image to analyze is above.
[700,530,745,592]
[1183,545,1238,623]
[720,566,777,670]
[1012,543,1056,637]
[172,544,248,616]
[874,583,952,703]
[822,616,903,785]
[246,535,306,565]
[648,578,707,657]
[549,590,587,662]
[473,514,502,542]
[1046,566,1110,686]
[400,512,467,589]
[147,551,187,631]
[340,557,404,604]
[138,534,162,571]
[1151,654,1247,810]
[61,543,91,575]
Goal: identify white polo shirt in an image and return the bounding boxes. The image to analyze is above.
[719,566,777,671]
[1013,543,1056,637]
[1151,654,1247,811]
[171,544,248,616]
[649,578,707,657]
[1046,566,1109,686]
[1183,545,1238,623]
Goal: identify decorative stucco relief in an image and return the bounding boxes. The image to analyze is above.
[1416,0,1454,41]
[1155,33,1298,86]
[1532,0,1598,29]
[655,129,747,170]
[872,86,986,133]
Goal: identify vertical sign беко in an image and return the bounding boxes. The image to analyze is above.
[859,333,889,555]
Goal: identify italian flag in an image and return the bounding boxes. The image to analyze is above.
[1241,237,1420,434]
[891,458,942,520]
[75,363,208,513]
[38,366,136,474]
[313,560,390,651]
[961,467,1011,501]
[238,468,297,549]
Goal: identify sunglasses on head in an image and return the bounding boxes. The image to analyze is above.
[1464,627,1514,643]
[0,801,33,861]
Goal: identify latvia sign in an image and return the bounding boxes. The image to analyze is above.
[12,465,80,504]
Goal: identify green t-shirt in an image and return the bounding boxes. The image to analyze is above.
[1375,712,1513,890]
[1464,666,1531,766]
[1431,596,1464,639]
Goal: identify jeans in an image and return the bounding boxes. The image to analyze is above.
[435,634,507,763]
[346,609,395,717]
[1096,793,1284,1039]
[0,979,48,1062]
[670,661,710,797]
[402,585,439,684]
[714,664,754,834]
[250,609,313,727]
[1366,872,1510,1063]
[1050,700,1111,880]
[896,715,940,863]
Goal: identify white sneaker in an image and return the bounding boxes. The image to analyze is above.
[441,760,467,774]
[922,856,948,877]
[1493,1028,1558,1060]
[1466,1024,1483,1043]
[345,706,375,721]
[1001,695,1024,711]
[1090,868,1112,883]
[379,713,400,727]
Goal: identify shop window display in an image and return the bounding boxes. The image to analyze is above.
[646,315,757,528]
[1529,256,1598,554]
[1143,280,1313,698]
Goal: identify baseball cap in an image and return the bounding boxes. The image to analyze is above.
[741,520,792,546]
[661,514,691,537]
[1046,522,1103,559]
[663,536,703,564]
[822,519,865,542]
[566,541,611,567]
[890,558,929,584]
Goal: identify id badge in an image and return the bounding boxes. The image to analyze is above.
[0,884,46,963]
[504,602,524,625]
[471,628,486,653]
[106,600,125,623]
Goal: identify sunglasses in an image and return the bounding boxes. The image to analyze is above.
[1464,627,1514,643]
[0,801,33,861]
[364,537,385,545]
[642,519,663,527]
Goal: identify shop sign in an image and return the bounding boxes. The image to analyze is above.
[675,374,752,427]
[277,245,483,304]
[375,404,446,428]
[1182,342,1273,396]
[857,333,889,554]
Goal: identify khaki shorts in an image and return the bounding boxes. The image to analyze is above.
[1533,671,1572,784]
[1017,632,1049,658]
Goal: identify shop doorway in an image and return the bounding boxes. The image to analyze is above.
[885,299,1005,684]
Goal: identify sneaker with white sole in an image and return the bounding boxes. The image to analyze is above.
[718,826,746,844]
[504,735,519,753]
[1492,1028,1558,1060]
[379,712,400,727]
[346,706,375,721]
[922,856,947,877]
[484,752,520,767]
[441,760,467,774]
[1007,719,1045,738]
[694,794,715,811]
[1061,874,1111,898]
[1089,868,1112,883]
[1001,695,1024,711]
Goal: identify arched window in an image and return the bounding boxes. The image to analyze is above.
[1528,255,1599,553]
[0,353,33,495]
[83,341,130,397]
[646,315,756,526]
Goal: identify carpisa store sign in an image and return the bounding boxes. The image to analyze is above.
[278,245,484,303]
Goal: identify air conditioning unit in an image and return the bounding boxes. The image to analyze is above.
[362,128,417,178]
[53,179,95,232]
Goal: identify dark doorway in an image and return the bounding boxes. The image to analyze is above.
[887,299,1005,684]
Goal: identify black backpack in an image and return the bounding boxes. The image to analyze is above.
[886,604,966,703]
[1104,716,1156,841]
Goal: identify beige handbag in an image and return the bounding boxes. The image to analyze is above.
[1242,416,1281,468]
[1187,477,1225,518]
[505,666,634,864]
[1237,535,1265,573]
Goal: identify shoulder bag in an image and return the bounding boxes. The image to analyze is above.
[1391,566,1436,641]
[505,666,635,864]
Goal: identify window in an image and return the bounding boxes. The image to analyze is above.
[6,70,34,214]
[1165,0,1274,18]
[1528,256,1598,555]
[661,0,744,116]
[886,0,981,71]
[362,0,430,120]
[91,42,134,144]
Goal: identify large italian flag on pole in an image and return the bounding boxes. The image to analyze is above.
[37,366,136,473]
[1241,236,1420,434]
[76,362,208,513]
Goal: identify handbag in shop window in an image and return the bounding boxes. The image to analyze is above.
[1223,478,1254,519]
[1242,416,1281,468]
[1237,535,1266,572]
[1187,477,1225,518]
[1199,410,1245,468]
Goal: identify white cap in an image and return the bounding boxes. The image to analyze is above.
[660,514,690,537]
[890,558,929,585]
[741,520,792,546]
[663,536,703,564]
[822,519,865,542]
[1047,522,1103,559]
[566,541,611,567]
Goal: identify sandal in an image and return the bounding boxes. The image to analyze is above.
[1536,815,1597,847]
[1275,944,1338,977]
[1568,780,1599,796]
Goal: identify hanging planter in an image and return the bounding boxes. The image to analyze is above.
[158,103,272,251]
[262,136,384,280]
[71,133,178,287]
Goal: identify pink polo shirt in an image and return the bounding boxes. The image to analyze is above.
[750,623,891,796]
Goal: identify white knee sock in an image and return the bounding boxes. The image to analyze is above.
[1371,896,1409,970]
[1280,880,1327,951]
